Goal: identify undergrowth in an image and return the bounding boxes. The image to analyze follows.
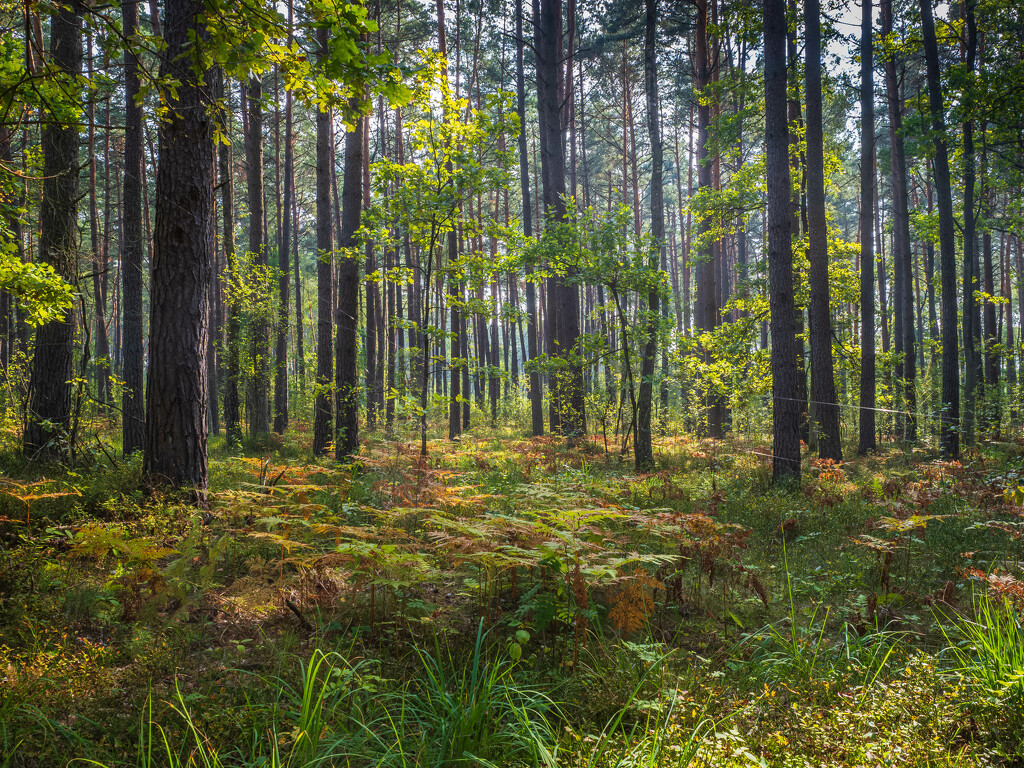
[1,426,1023,766]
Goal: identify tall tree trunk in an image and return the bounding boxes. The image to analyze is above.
[787,3,809,442]
[86,36,111,414]
[961,0,978,445]
[273,54,294,433]
[694,0,721,438]
[537,0,585,438]
[881,0,916,441]
[857,0,876,455]
[335,111,364,459]
[24,1,81,458]
[312,28,334,457]
[145,0,215,496]
[636,0,661,469]
[219,74,242,445]
[246,74,270,435]
[764,0,801,483]
[804,0,842,460]
[920,0,959,458]
[981,155,998,432]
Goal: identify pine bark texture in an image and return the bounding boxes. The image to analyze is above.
[335,112,364,459]
[804,0,842,460]
[144,0,215,495]
[24,2,82,457]
[764,0,801,483]
[920,0,960,458]
[857,0,876,455]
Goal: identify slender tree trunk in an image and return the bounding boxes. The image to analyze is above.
[636,0,662,469]
[312,28,334,457]
[335,112,364,459]
[857,0,876,455]
[220,74,242,445]
[694,0,721,438]
[144,0,215,496]
[881,0,916,442]
[246,74,270,435]
[273,62,293,434]
[920,0,959,458]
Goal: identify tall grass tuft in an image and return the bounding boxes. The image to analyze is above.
[939,593,1024,758]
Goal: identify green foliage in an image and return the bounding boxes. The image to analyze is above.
[939,594,1024,758]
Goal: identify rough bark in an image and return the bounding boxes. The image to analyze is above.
[246,74,270,435]
[144,0,215,495]
[636,0,662,469]
[764,0,801,483]
[312,28,334,457]
[804,0,842,460]
[24,1,82,458]
[857,0,876,455]
[335,112,364,459]
[920,0,960,458]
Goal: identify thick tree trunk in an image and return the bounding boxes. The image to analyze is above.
[24,2,81,458]
[144,0,215,495]
[804,0,842,460]
[764,0,801,483]
[920,0,960,458]
[537,0,585,438]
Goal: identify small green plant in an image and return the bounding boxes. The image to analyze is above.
[370,620,558,768]
[938,593,1024,758]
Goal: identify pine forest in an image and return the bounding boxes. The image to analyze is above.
[2,0,1024,764]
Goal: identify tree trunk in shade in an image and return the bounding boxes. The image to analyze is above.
[335,112,364,459]
[24,1,81,458]
[122,0,146,455]
[920,0,959,459]
[804,0,842,461]
[764,0,801,483]
[857,0,876,456]
[144,0,215,496]
[312,28,334,457]
[636,0,662,469]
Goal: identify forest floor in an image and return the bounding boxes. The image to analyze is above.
[1,420,1023,767]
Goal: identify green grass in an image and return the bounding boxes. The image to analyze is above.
[1,425,1022,766]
